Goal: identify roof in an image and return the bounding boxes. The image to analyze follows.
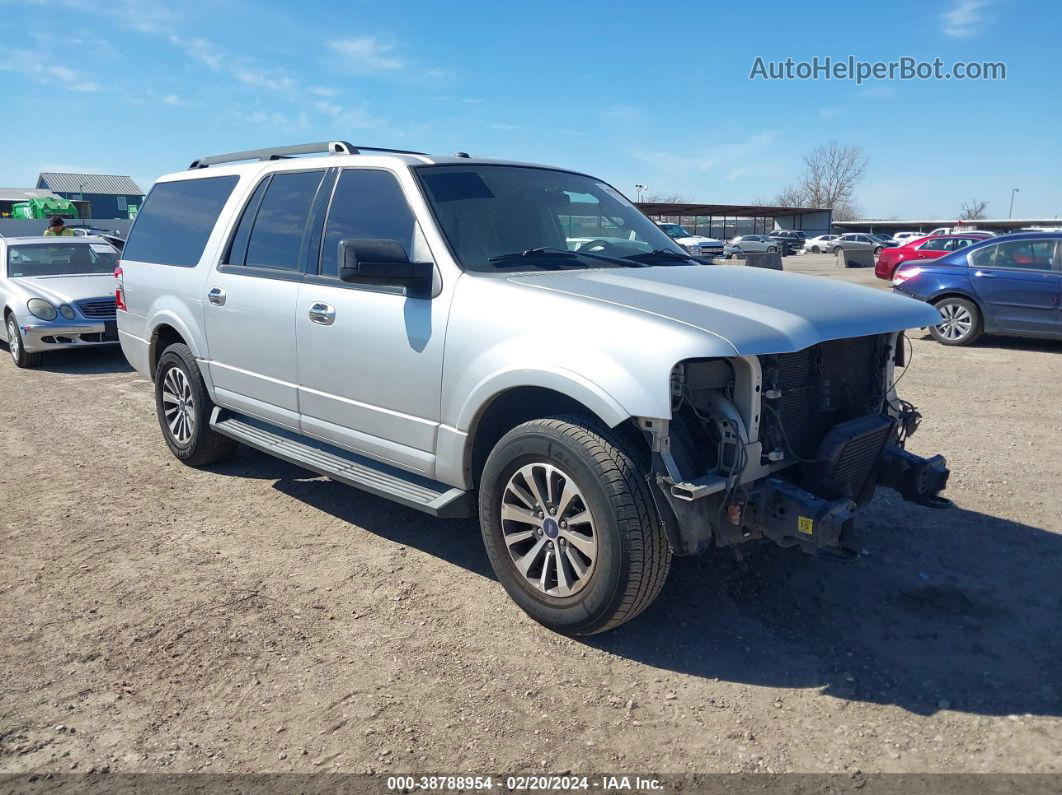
[37,173,144,195]
[0,188,63,202]
[637,202,828,218]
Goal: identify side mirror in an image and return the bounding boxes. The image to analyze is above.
[338,239,432,291]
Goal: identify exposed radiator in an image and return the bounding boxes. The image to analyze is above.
[760,335,884,461]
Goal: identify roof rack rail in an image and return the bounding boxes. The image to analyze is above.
[188,141,430,169]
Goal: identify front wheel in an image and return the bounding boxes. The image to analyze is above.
[766,246,777,253]
[833,246,843,254]
[154,342,237,466]
[478,416,671,635]
[874,246,883,256]
[5,314,44,369]
[929,297,982,346]
[811,245,821,253]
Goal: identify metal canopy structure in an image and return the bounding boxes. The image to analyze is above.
[636,202,833,239]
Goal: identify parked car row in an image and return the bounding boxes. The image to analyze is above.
[3,142,957,635]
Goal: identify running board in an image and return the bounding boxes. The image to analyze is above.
[209,409,474,518]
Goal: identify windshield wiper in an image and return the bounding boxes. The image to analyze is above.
[623,249,701,265]
[488,247,638,269]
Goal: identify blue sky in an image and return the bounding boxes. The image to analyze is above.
[1,0,1059,219]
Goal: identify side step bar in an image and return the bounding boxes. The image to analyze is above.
[209,409,474,519]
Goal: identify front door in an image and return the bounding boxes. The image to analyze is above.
[295,167,447,476]
[204,169,327,430]
[969,239,1062,337]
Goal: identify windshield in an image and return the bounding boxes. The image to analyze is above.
[416,165,688,272]
[6,243,118,277]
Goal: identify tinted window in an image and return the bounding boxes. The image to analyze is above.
[225,177,270,266]
[993,240,1056,271]
[320,170,415,278]
[969,244,997,268]
[919,238,951,251]
[245,170,325,271]
[123,176,238,266]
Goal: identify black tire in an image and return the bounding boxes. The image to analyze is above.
[928,296,983,346]
[833,246,843,254]
[811,245,821,253]
[154,342,237,466]
[5,313,44,369]
[766,246,777,253]
[874,246,883,256]
[478,415,671,635]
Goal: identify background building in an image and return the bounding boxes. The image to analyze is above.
[35,172,144,220]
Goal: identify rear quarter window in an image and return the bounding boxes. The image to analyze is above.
[123,175,239,267]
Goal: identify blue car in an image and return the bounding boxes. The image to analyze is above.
[892,232,1062,346]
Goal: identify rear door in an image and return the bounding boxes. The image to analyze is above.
[968,239,1061,337]
[203,169,328,430]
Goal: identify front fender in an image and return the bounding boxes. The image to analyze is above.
[455,367,632,432]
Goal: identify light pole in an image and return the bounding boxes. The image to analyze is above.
[635,184,647,203]
[1008,187,1020,219]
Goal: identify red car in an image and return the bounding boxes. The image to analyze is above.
[874,233,994,281]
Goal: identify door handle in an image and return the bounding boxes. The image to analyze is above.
[974,271,995,278]
[207,287,226,305]
[308,302,336,325]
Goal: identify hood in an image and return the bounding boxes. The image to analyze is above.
[676,235,723,246]
[509,265,941,355]
[11,274,116,305]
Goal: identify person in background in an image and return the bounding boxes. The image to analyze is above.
[44,215,74,236]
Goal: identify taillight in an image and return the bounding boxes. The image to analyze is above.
[114,265,127,312]
[892,266,922,286]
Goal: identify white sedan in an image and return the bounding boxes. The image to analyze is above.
[802,234,839,253]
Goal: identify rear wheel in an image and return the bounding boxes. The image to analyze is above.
[874,246,884,256]
[5,314,44,369]
[154,342,237,466]
[478,416,671,635]
[929,297,982,346]
[811,245,821,253]
[766,246,777,253]
[833,246,843,254]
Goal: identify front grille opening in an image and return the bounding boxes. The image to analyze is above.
[760,335,885,462]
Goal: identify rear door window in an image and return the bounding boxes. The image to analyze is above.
[123,175,238,266]
[992,240,1056,271]
[244,170,326,271]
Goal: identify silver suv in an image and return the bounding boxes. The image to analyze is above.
[117,141,952,635]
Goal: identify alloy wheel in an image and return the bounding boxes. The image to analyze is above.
[937,302,973,342]
[500,462,597,598]
[161,365,196,445]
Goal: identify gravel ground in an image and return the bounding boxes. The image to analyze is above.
[1,258,1060,776]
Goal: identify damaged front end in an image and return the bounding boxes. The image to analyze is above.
[640,332,951,560]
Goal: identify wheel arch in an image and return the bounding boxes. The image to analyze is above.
[463,385,642,489]
[147,313,202,380]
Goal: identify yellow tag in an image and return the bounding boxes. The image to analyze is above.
[798,516,814,535]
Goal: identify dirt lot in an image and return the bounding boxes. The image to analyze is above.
[2,258,1061,777]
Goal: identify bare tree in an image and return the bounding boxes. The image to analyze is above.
[774,141,868,220]
[959,199,988,220]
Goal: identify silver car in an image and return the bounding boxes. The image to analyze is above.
[117,141,950,635]
[1,236,120,368]
[723,234,778,256]
[831,233,897,256]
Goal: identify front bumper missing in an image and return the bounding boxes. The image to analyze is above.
[655,443,951,556]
